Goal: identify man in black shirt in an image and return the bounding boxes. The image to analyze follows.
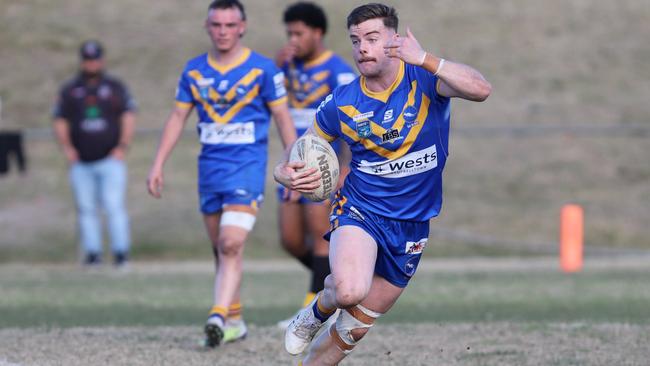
[53,40,136,267]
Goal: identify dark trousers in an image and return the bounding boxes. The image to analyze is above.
[0,131,27,175]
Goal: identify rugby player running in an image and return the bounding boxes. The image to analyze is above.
[274,3,491,365]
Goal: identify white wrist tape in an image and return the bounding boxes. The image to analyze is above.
[434,58,445,76]
[418,51,427,66]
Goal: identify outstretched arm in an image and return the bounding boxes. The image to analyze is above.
[384,27,491,102]
[146,105,192,198]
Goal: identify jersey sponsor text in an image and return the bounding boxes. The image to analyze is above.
[198,122,255,145]
[358,145,437,178]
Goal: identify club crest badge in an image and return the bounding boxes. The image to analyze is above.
[356,120,372,138]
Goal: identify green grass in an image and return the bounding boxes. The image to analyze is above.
[1,262,648,328]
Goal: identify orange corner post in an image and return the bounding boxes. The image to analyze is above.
[560,204,584,273]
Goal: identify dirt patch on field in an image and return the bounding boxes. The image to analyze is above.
[0,323,647,366]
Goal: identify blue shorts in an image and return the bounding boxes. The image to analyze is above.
[325,198,430,288]
[199,189,264,215]
[276,186,329,205]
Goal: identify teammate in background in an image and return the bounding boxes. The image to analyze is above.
[53,40,135,268]
[274,3,491,364]
[274,1,355,329]
[146,0,296,347]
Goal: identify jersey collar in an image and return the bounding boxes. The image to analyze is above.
[207,47,252,74]
[360,60,404,103]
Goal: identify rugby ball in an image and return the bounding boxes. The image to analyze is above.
[289,134,340,202]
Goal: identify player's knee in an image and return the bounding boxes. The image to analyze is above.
[334,283,367,308]
[218,237,244,256]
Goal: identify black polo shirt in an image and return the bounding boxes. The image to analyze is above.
[53,73,136,162]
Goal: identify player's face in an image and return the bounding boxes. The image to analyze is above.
[348,18,396,78]
[286,21,322,60]
[206,7,246,53]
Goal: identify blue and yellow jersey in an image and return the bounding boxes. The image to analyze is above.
[281,51,355,136]
[175,48,287,193]
[313,61,451,221]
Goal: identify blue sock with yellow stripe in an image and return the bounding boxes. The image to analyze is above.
[312,293,335,323]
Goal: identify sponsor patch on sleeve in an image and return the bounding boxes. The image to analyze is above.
[273,72,287,97]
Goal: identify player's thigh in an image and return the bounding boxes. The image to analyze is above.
[360,275,405,314]
[329,225,377,295]
[304,202,331,255]
[279,200,306,250]
[203,213,222,246]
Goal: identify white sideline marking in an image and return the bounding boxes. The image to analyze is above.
[0,256,648,275]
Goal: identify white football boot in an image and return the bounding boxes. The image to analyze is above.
[285,297,330,355]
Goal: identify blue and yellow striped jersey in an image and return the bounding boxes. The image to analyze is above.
[314,61,451,221]
[175,48,287,193]
[281,50,355,136]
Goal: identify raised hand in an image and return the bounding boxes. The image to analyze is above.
[383,27,427,66]
[275,43,296,67]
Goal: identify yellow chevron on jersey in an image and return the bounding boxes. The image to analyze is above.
[290,83,331,109]
[189,83,260,124]
[337,79,418,137]
[337,93,429,160]
[186,68,264,124]
[188,68,263,102]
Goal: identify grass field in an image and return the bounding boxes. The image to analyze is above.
[1,258,649,365]
[1,1,649,365]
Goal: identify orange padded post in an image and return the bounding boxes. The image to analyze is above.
[560,204,584,273]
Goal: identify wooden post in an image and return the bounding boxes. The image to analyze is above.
[560,204,584,273]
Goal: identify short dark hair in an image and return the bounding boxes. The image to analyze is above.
[208,0,246,21]
[283,2,328,34]
[347,3,398,31]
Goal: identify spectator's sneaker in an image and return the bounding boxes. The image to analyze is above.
[83,253,101,266]
[284,297,324,355]
[113,252,128,267]
[223,319,248,344]
[204,316,224,348]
